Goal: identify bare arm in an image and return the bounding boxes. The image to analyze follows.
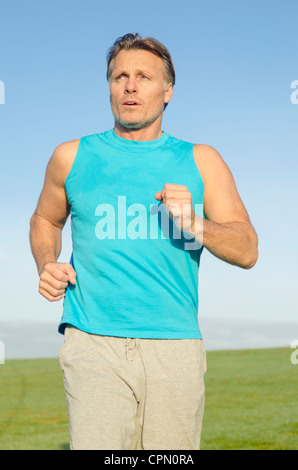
[30,140,79,301]
[193,144,258,269]
[30,214,64,276]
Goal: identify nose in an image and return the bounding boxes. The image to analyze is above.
[125,77,137,94]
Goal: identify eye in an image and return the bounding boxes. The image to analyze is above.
[137,73,149,80]
[114,73,127,81]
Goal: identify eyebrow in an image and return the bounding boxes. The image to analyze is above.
[113,68,155,78]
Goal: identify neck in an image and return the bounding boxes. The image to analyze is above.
[114,121,163,141]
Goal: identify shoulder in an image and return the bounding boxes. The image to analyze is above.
[48,139,81,186]
[193,143,224,164]
[192,144,232,183]
[52,139,80,162]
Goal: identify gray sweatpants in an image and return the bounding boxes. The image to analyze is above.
[59,326,207,450]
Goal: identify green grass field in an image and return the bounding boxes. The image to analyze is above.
[0,347,297,450]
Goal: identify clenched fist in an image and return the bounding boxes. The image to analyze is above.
[155,183,197,236]
[39,262,76,302]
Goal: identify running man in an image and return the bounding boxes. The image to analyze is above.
[30,33,258,450]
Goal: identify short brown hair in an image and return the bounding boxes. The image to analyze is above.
[106,33,176,87]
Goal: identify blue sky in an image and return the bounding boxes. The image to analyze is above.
[0,0,297,357]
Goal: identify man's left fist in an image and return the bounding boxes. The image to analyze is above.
[155,183,196,236]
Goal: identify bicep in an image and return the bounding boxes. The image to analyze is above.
[194,145,251,225]
[34,151,70,229]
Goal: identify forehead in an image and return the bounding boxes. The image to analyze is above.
[110,49,164,76]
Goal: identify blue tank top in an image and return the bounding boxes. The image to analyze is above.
[58,129,205,339]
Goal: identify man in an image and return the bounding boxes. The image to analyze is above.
[30,33,258,450]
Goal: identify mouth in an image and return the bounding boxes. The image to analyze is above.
[123,101,141,107]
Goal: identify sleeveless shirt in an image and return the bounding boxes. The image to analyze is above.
[58,129,205,338]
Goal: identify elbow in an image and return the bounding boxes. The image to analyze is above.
[30,212,44,230]
[30,211,63,230]
[30,212,38,229]
[242,226,259,269]
[242,247,259,270]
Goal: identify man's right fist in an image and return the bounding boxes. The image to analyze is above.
[39,262,76,302]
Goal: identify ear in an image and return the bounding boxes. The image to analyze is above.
[164,82,173,105]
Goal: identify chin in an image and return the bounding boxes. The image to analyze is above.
[117,120,144,129]
[115,113,161,130]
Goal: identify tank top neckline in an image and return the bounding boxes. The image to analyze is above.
[98,128,171,153]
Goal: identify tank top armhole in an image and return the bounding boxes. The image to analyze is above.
[188,143,206,219]
[64,137,84,190]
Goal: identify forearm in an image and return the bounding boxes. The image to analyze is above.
[29,213,62,275]
[194,216,258,269]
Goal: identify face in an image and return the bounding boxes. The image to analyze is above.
[109,49,173,130]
